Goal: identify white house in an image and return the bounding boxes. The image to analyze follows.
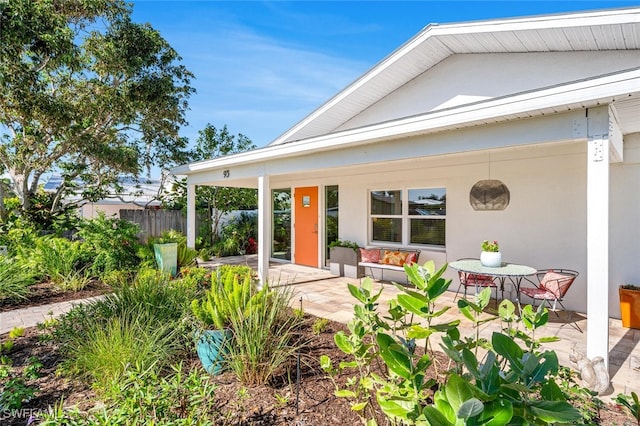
[44,174,167,218]
[173,8,640,370]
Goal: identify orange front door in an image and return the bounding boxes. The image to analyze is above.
[294,186,318,267]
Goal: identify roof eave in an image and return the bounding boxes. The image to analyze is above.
[171,69,640,177]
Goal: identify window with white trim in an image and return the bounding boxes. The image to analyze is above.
[370,188,446,247]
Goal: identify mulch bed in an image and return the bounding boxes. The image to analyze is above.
[0,280,112,313]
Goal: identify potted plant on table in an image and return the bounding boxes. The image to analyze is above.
[619,284,640,329]
[480,239,502,267]
[328,239,361,278]
[190,265,267,374]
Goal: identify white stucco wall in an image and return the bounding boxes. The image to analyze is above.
[271,132,640,317]
[338,51,640,131]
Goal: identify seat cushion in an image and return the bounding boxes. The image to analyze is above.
[520,286,556,300]
[461,272,495,287]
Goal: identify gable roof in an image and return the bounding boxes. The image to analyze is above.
[173,7,640,178]
[269,7,640,146]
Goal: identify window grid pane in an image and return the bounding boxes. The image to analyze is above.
[372,218,402,243]
[408,188,446,216]
[410,218,445,246]
[371,190,402,215]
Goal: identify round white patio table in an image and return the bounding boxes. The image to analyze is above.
[448,259,537,305]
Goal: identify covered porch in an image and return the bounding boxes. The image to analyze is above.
[203,255,640,398]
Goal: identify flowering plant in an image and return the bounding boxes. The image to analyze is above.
[481,240,499,252]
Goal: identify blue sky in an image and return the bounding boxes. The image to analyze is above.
[130,1,639,150]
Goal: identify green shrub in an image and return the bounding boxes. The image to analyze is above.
[615,391,640,425]
[321,262,583,425]
[56,268,196,391]
[178,266,211,289]
[40,363,221,425]
[226,285,303,385]
[15,236,91,288]
[212,212,257,257]
[63,312,180,393]
[190,265,258,329]
[0,258,35,302]
[312,317,330,335]
[77,212,142,278]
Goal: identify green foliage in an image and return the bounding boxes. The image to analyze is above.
[212,212,258,257]
[555,366,605,424]
[190,265,259,329]
[0,327,24,362]
[321,278,385,419]
[77,212,142,278]
[0,377,35,410]
[323,260,583,425]
[226,285,303,385]
[0,257,35,301]
[39,363,221,425]
[312,317,330,335]
[0,0,194,215]
[55,268,196,392]
[615,391,640,425]
[16,235,91,290]
[23,356,43,380]
[328,239,360,250]
[62,313,181,393]
[178,266,211,288]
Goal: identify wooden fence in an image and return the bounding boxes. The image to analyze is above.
[120,209,203,241]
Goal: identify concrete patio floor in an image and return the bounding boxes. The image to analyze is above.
[203,255,640,399]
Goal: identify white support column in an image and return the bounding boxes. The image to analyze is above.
[257,175,271,287]
[186,183,196,249]
[586,106,610,367]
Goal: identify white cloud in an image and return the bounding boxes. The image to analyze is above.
[168,22,370,145]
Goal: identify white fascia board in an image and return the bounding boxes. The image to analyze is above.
[434,7,640,34]
[172,69,640,176]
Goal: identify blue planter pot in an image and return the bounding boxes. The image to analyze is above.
[196,329,232,375]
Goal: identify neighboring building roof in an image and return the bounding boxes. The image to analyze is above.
[43,174,167,206]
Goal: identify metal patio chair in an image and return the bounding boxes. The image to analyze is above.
[453,258,499,301]
[520,268,581,331]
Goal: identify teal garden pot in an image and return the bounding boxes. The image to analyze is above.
[196,329,232,375]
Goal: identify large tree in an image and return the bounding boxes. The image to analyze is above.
[0,0,194,218]
[169,124,257,247]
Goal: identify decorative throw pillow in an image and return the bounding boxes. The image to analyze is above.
[381,250,406,266]
[405,252,418,265]
[359,248,380,263]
